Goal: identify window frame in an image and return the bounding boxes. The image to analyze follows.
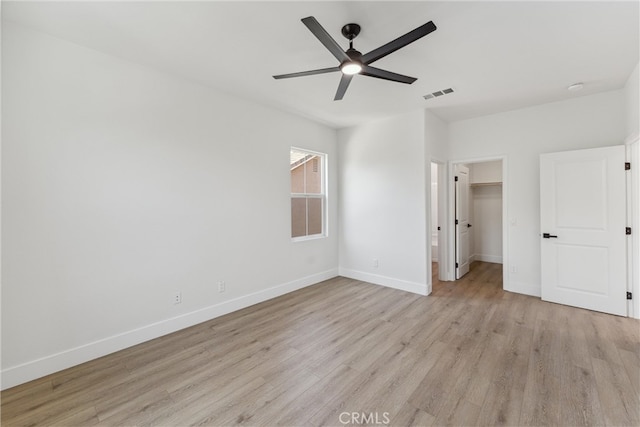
[290,147,328,242]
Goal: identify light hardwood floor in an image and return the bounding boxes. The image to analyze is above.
[2,261,639,426]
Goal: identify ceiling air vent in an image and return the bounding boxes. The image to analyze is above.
[424,87,454,100]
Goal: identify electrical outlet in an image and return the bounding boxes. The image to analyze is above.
[373,258,379,268]
[218,281,226,293]
[173,291,182,305]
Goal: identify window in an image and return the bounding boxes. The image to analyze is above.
[290,148,326,240]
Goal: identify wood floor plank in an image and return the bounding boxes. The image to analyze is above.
[367,342,448,419]
[304,317,400,378]
[308,342,421,426]
[2,261,638,427]
[161,376,269,427]
[212,366,320,426]
[390,402,436,427]
[476,324,532,426]
[95,388,172,425]
[52,406,100,427]
[407,333,480,417]
[270,364,365,426]
[618,347,640,396]
[430,330,502,425]
[462,331,509,407]
[558,364,604,426]
[168,341,298,398]
[435,399,481,427]
[519,319,564,426]
[591,356,640,426]
[0,377,52,407]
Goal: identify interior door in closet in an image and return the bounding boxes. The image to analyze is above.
[455,164,470,279]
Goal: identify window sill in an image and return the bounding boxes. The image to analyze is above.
[292,234,327,243]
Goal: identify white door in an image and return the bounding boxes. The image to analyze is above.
[455,164,470,279]
[540,145,627,316]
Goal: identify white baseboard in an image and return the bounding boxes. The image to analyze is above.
[338,268,428,296]
[473,254,503,264]
[1,269,338,390]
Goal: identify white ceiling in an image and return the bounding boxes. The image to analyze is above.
[3,1,639,128]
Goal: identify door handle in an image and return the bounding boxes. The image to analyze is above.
[542,233,558,239]
[467,224,472,228]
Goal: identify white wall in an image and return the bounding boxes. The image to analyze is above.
[470,185,503,264]
[449,90,626,296]
[338,110,428,295]
[625,62,639,139]
[2,22,338,388]
[425,110,449,162]
[469,160,502,184]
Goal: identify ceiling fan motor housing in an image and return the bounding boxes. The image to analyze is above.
[346,48,362,61]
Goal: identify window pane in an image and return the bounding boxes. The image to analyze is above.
[291,159,305,193]
[305,156,322,194]
[307,197,323,235]
[291,148,326,240]
[290,149,308,193]
[291,197,307,237]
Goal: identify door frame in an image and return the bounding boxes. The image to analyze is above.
[626,133,640,319]
[428,159,448,287]
[446,156,509,290]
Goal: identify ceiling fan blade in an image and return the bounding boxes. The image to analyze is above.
[361,21,436,65]
[273,66,340,79]
[334,74,354,100]
[360,65,417,84]
[302,16,350,63]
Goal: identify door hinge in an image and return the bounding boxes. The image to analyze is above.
[627,292,632,300]
[455,176,459,182]
[626,227,632,235]
[455,219,459,225]
[625,162,631,170]
[437,226,441,231]
[456,262,459,268]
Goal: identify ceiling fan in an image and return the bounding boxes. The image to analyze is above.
[273,16,437,101]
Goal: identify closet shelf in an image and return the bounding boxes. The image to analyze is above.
[470,182,502,187]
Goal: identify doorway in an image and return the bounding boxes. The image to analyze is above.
[429,160,447,289]
[431,162,439,277]
[450,158,507,288]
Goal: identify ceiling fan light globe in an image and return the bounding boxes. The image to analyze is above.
[341,62,362,75]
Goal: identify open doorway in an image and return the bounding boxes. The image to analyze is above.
[450,158,507,288]
[429,160,448,290]
[430,162,439,284]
